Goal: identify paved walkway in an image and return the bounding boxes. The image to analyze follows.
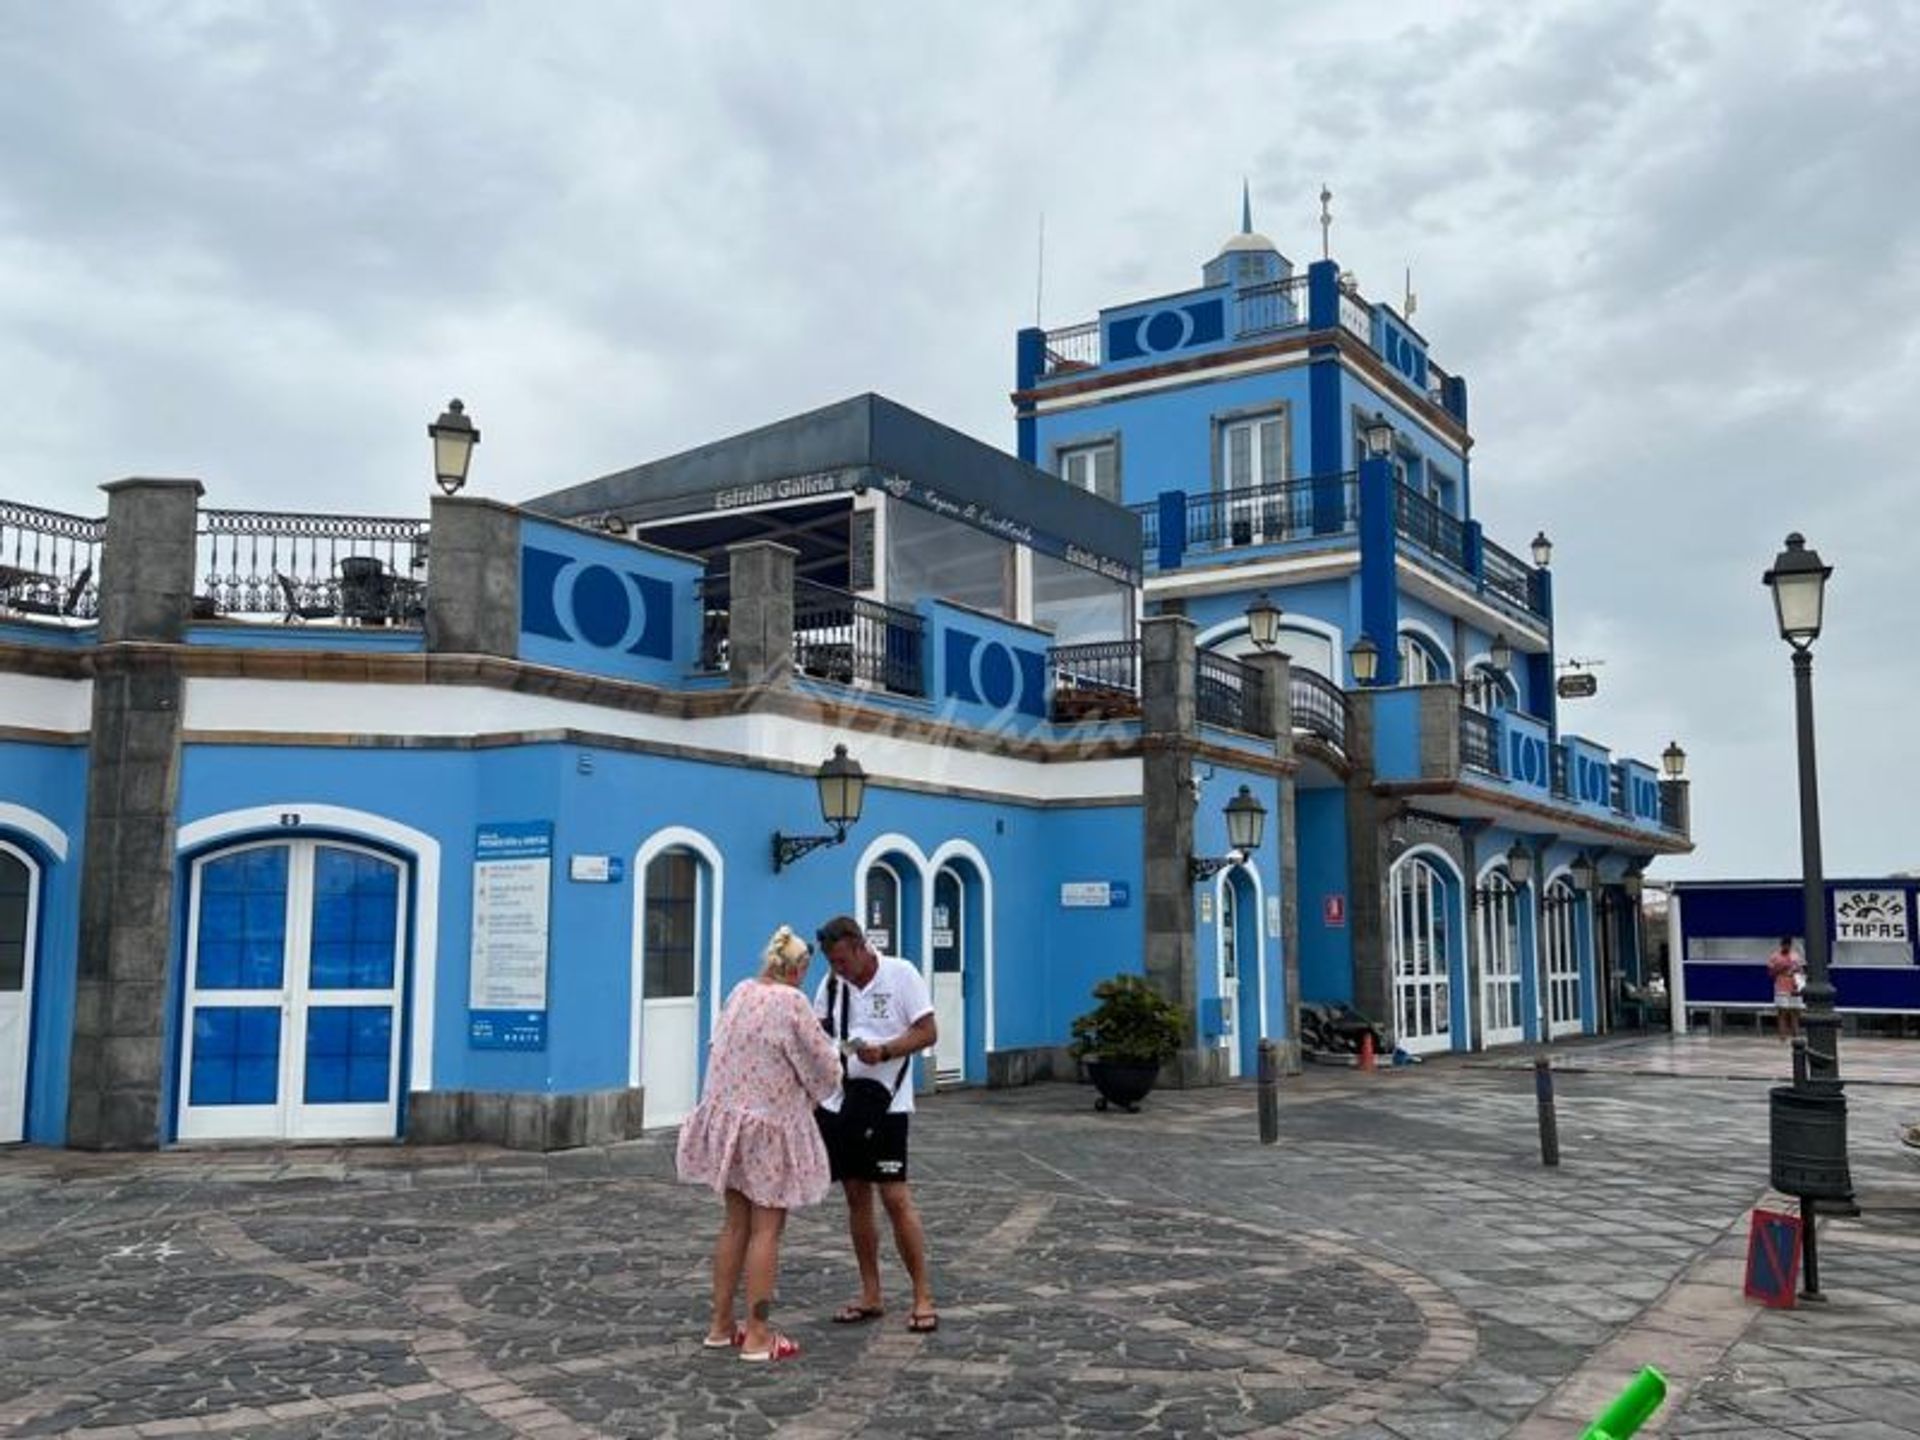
[1467,1032,1920,1088]
[0,1039,1914,1437]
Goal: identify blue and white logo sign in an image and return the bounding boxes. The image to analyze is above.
[522,545,672,658]
[944,629,1047,719]
[1106,298,1227,362]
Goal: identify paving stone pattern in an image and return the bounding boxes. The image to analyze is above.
[0,1038,1914,1437]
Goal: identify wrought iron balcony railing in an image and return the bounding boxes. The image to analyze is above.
[1047,639,1142,722]
[197,508,429,625]
[1393,482,1468,574]
[1290,669,1348,755]
[1197,650,1269,736]
[1459,707,1499,774]
[0,499,103,622]
[792,578,924,695]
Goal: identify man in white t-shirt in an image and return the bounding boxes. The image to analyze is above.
[812,914,939,1334]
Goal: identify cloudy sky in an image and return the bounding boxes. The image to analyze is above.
[2,1,1915,879]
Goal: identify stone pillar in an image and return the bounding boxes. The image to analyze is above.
[424,495,521,657]
[1659,779,1691,837]
[727,542,796,689]
[1343,689,1394,1032]
[1140,616,1217,1084]
[68,478,202,1149]
[1418,683,1464,778]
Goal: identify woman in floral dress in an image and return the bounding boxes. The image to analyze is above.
[676,924,841,1362]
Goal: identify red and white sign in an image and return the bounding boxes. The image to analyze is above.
[1323,894,1347,927]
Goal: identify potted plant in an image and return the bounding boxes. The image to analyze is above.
[1069,974,1188,1112]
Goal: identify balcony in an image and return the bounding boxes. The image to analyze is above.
[1366,683,1688,846]
[1133,473,1358,573]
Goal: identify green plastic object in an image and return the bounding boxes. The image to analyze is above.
[1580,1366,1668,1439]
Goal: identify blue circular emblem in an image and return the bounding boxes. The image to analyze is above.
[570,565,631,649]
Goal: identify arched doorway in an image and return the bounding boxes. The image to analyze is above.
[1215,866,1262,1078]
[1390,853,1457,1056]
[177,838,408,1142]
[0,842,40,1144]
[1478,867,1524,1048]
[639,846,706,1128]
[931,865,966,1086]
[864,862,903,957]
[1543,878,1583,1038]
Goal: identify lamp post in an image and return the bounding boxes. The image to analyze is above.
[1763,532,1837,1083]
[1530,531,1553,568]
[1661,741,1686,780]
[772,744,867,872]
[428,399,480,496]
[1190,785,1267,882]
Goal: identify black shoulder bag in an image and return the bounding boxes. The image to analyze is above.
[834,976,911,1141]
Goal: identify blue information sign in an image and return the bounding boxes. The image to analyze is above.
[469,822,553,1051]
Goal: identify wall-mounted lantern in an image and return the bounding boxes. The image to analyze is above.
[1189,785,1267,883]
[772,744,867,872]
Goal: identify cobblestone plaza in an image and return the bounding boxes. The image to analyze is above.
[1,1036,1916,1438]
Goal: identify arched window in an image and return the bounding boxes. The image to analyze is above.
[1465,662,1517,715]
[1208,625,1335,680]
[865,863,902,956]
[1398,631,1451,685]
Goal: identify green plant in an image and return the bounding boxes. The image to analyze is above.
[1069,975,1188,1065]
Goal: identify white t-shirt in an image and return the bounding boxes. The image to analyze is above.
[812,954,934,1116]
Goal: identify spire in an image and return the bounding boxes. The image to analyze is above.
[1241,178,1253,235]
[1320,184,1333,260]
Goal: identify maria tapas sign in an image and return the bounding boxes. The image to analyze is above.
[1556,672,1599,700]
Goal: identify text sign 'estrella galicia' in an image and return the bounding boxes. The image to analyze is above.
[944,629,1048,719]
[521,545,673,659]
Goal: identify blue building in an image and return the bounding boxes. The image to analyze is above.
[0,211,1689,1152]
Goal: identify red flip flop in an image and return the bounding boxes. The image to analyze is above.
[740,1333,800,1363]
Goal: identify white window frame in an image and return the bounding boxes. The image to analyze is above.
[1477,867,1524,1047]
[1543,878,1583,1038]
[1390,853,1454,1055]
[1218,411,1293,544]
[1058,442,1119,503]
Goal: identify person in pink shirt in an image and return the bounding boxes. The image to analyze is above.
[675,924,841,1363]
[1767,936,1805,1042]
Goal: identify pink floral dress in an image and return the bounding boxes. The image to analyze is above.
[675,979,841,1210]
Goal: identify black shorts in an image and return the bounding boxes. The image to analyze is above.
[816,1106,910,1184]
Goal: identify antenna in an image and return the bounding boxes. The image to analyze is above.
[1319,184,1333,260]
[1034,211,1046,327]
[1404,265,1417,318]
[1556,657,1608,670]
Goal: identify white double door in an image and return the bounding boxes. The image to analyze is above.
[1478,878,1525,1048]
[178,839,406,1143]
[0,843,39,1144]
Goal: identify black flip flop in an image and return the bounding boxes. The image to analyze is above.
[832,1304,885,1324]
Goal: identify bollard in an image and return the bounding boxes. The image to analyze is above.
[1358,1030,1376,1073]
[1791,1035,1809,1087]
[1257,1039,1280,1146]
[1534,1056,1560,1167]
[1579,1365,1667,1439]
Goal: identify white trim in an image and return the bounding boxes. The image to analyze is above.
[1394,556,1548,645]
[1213,862,1269,1056]
[1034,349,1310,414]
[1145,550,1359,602]
[1397,620,1453,679]
[183,679,1141,805]
[0,804,69,863]
[1473,859,1524,1047]
[629,826,726,1089]
[0,838,42,1143]
[1667,891,1686,1034]
[926,839,996,1056]
[176,805,441,1088]
[1197,611,1343,656]
[0,674,93,735]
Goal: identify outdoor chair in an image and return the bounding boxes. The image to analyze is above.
[9,565,92,618]
[277,572,337,624]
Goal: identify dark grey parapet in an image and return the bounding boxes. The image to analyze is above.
[407,1087,647,1151]
[97,479,203,644]
[425,495,521,658]
[726,541,796,689]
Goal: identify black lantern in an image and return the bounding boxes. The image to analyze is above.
[1505,840,1533,889]
[1530,531,1553,568]
[1570,854,1595,893]
[1662,741,1686,780]
[1191,785,1267,882]
[428,398,480,496]
[1245,593,1283,652]
[1763,532,1831,651]
[772,744,867,871]
[1622,871,1644,902]
[1360,412,1395,461]
[1348,634,1379,686]
[1490,632,1513,673]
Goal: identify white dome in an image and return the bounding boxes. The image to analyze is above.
[1220,231,1278,254]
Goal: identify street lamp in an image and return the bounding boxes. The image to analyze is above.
[1763,532,1838,1084]
[428,398,480,496]
[1360,412,1395,461]
[1530,531,1553,568]
[1621,870,1644,902]
[1245,593,1283,652]
[1661,741,1686,779]
[1570,854,1595,893]
[1505,840,1533,889]
[1348,634,1379,687]
[772,744,867,871]
[1490,632,1513,673]
[1190,785,1267,882]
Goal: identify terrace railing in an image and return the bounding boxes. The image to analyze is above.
[1187,475,1354,550]
[697,573,728,671]
[1659,784,1685,832]
[1459,707,1498,774]
[1393,482,1468,573]
[792,577,923,695]
[1482,538,1536,613]
[1197,650,1269,736]
[0,499,103,621]
[1041,320,1100,377]
[1290,669,1348,755]
[1338,289,1373,342]
[1048,638,1141,722]
[1235,275,1310,336]
[197,508,429,625]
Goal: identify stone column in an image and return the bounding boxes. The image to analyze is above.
[68,478,202,1149]
[727,541,796,690]
[1343,689,1394,1032]
[1140,615,1215,1085]
[424,495,521,657]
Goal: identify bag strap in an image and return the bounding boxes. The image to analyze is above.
[834,975,912,1095]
